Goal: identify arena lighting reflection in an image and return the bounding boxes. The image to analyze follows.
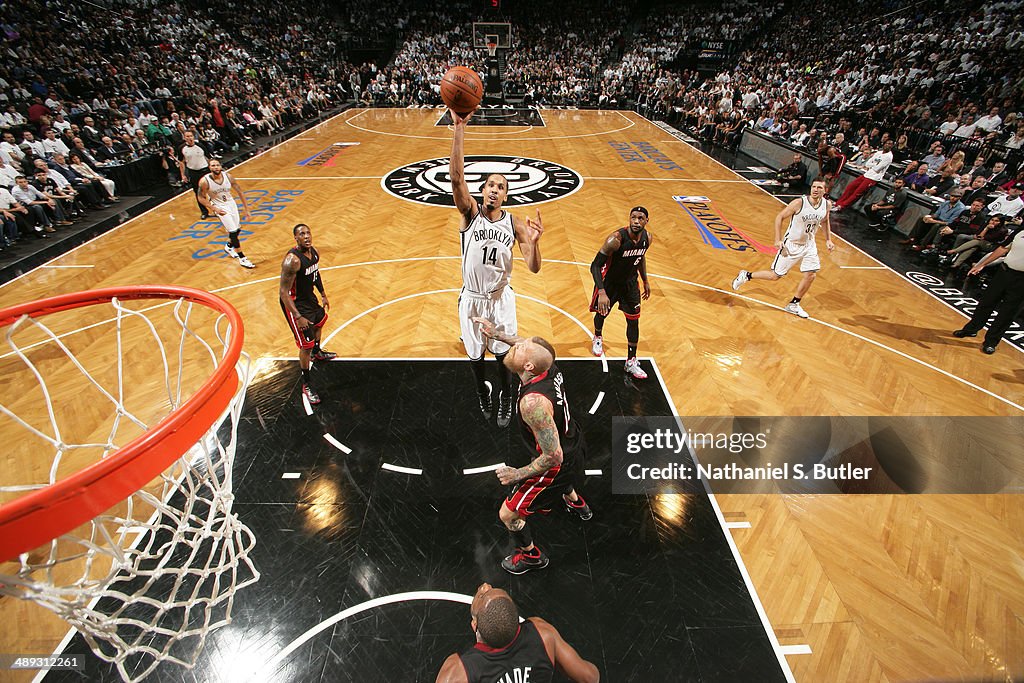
[652,493,692,526]
[197,622,283,683]
[299,469,350,532]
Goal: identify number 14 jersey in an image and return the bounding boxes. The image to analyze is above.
[461,208,515,296]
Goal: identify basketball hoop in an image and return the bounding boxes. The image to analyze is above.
[0,286,258,682]
[486,41,498,58]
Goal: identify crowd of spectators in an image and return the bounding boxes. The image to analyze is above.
[0,0,364,248]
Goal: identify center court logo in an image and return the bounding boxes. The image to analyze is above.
[381,155,583,207]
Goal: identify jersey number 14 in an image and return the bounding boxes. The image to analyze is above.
[481,247,498,266]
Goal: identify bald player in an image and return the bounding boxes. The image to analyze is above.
[473,317,591,575]
[435,583,600,683]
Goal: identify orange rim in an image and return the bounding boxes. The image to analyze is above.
[0,286,243,562]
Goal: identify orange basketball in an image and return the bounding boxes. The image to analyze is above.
[440,66,483,115]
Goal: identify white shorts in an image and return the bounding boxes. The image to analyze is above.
[771,240,820,276]
[459,286,517,359]
[213,202,240,233]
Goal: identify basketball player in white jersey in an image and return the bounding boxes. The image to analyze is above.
[198,159,254,269]
[731,177,835,318]
[451,108,543,427]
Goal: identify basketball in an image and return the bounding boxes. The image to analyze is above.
[440,66,483,115]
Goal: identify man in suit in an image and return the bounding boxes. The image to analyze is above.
[96,136,129,162]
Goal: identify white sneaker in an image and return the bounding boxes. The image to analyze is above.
[238,256,255,269]
[591,335,604,356]
[224,245,238,258]
[784,302,809,318]
[624,358,647,379]
[731,270,750,291]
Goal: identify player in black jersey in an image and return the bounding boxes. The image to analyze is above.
[435,583,600,683]
[279,223,336,405]
[473,317,592,575]
[589,206,653,379]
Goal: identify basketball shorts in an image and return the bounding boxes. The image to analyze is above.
[590,278,641,319]
[281,299,328,350]
[459,286,517,359]
[771,239,820,276]
[212,202,240,233]
[505,442,585,517]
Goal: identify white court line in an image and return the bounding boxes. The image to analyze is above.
[2,106,357,291]
[381,462,423,475]
[650,359,796,683]
[780,645,813,656]
[839,265,888,270]
[463,463,505,475]
[584,469,603,476]
[582,177,751,183]
[725,521,752,529]
[281,472,301,479]
[346,107,636,141]
[40,264,94,269]
[265,591,476,671]
[323,433,352,454]
[588,391,605,414]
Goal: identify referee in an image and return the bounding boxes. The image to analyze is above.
[953,226,1024,354]
[178,130,211,219]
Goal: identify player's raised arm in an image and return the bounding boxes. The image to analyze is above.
[450,108,476,223]
[514,209,543,273]
[531,617,601,683]
[773,198,801,247]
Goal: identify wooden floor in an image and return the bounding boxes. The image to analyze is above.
[1,109,1022,681]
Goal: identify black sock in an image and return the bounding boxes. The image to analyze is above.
[301,368,311,384]
[510,524,533,549]
[471,356,488,394]
[496,352,511,394]
[228,231,242,251]
[790,297,801,304]
[626,317,639,358]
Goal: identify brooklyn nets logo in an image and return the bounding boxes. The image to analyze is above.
[381,155,583,207]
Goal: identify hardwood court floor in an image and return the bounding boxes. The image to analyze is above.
[1,109,1022,682]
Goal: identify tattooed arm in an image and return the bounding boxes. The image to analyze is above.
[471,316,525,346]
[496,393,563,485]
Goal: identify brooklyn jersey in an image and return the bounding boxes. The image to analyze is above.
[602,227,650,286]
[783,195,827,245]
[203,172,234,207]
[518,363,581,464]
[461,208,515,295]
[286,247,322,309]
[458,620,554,683]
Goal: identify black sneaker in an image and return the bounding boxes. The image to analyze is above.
[302,383,321,405]
[501,547,549,575]
[478,380,493,417]
[565,495,593,521]
[952,329,977,338]
[311,349,337,361]
[496,390,514,428]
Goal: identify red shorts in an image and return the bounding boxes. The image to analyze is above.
[280,301,327,350]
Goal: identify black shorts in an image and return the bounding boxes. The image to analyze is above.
[590,278,641,319]
[505,439,585,517]
[281,299,327,350]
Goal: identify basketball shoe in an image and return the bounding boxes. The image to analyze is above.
[785,302,809,318]
[732,270,750,291]
[224,245,238,258]
[624,357,647,379]
[564,494,593,521]
[501,546,549,575]
[238,256,255,269]
[302,384,320,405]
[312,348,337,361]
[591,335,604,356]
[497,390,514,427]
[478,380,493,417]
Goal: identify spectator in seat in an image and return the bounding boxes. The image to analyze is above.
[940,215,1008,269]
[987,185,1023,219]
[776,153,807,188]
[901,189,967,247]
[865,177,909,232]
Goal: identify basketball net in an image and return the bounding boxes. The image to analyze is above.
[0,287,259,682]
[486,41,498,58]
